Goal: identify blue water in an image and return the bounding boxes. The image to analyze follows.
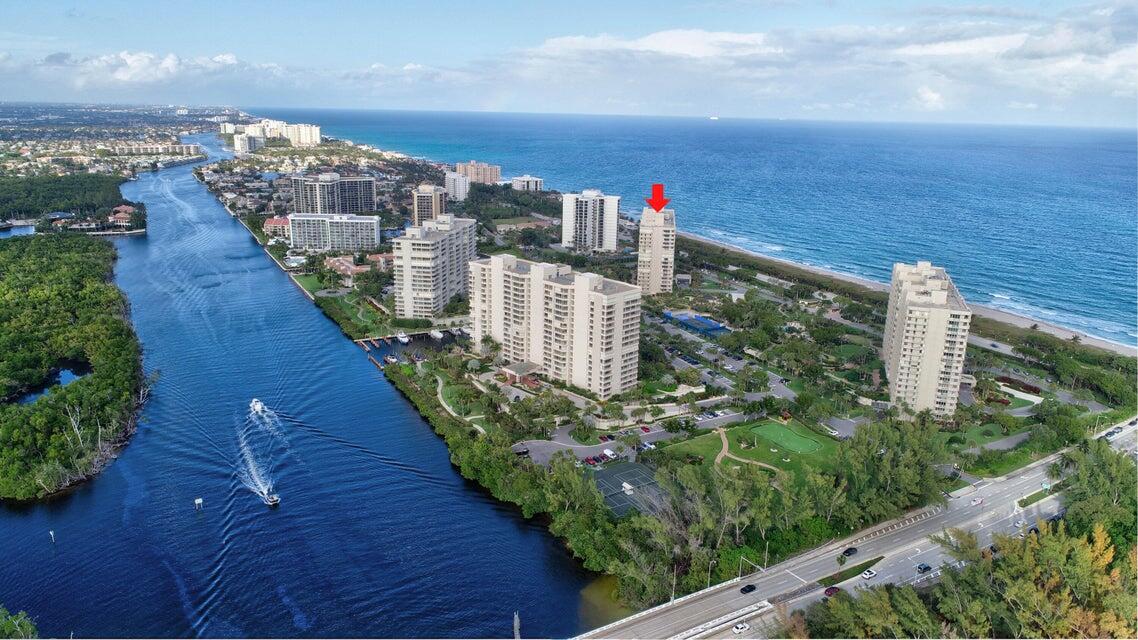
[16,368,86,405]
[0,135,602,638]
[255,108,1138,346]
[0,225,34,239]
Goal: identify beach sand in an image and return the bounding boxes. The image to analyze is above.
[679,231,1137,358]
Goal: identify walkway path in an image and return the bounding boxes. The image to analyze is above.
[434,374,485,435]
[714,428,780,472]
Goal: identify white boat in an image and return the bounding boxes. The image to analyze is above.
[449,327,462,336]
[250,398,265,414]
[429,329,445,340]
[708,116,720,121]
[384,355,399,364]
[396,332,410,344]
[263,493,280,507]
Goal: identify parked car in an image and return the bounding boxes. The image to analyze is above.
[740,584,756,594]
[916,563,932,574]
[731,622,750,635]
[641,426,651,433]
[970,497,984,506]
[603,448,616,458]
[842,547,858,557]
[823,586,841,597]
[585,458,596,466]
[860,569,877,580]
[990,342,1000,348]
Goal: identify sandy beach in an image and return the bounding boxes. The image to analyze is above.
[679,231,1137,358]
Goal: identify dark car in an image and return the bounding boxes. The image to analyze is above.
[842,547,858,557]
[1129,419,1136,426]
[740,584,756,594]
[916,563,932,574]
[514,448,529,457]
[988,544,999,555]
[1028,525,1040,535]
[823,586,841,597]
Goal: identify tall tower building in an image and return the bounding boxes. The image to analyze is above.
[561,189,620,252]
[412,184,447,226]
[882,261,972,417]
[455,160,501,184]
[469,254,641,399]
[636,207,676,295]
[444,171,470,202]
[291,173,376,214]
[392,215,477,319]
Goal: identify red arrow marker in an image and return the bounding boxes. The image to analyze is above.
[645,183,671,212]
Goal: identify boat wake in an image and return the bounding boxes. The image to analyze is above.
[236,400,281,506]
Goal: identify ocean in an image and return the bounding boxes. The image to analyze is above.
[255,108,1138,346]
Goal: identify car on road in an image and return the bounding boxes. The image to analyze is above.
[825,427,840,436]
[842,547,858,557]
[1013,520,1025,528]
[641,426,651,433]
[1129,419,1136,426]
[823,586,841,597]
[916,563,932,574]
[991,342,1000,348]
[731,622,750,635]
[970,497,984,506]
[860,569,877,580]
[740,584,756,594]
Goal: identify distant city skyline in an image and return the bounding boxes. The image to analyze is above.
[0,0,1134,127]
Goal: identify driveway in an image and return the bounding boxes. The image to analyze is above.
[964,430,1031,454]
[825,416,868,439]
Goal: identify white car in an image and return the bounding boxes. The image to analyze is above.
[861,569,877,580]
[970,497,984,506]
[1013,520,1026,528]
[732,622,750,635]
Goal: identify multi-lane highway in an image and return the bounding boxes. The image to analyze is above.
[579,419,1136,640]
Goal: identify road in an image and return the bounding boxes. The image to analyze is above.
[578,418,1136,640]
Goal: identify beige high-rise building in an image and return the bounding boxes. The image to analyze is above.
[561,189,620,252]
[455,160,501,184]
[392,215,477,319]
[882,261,972,417]
[636,207,676,295]
[412,184,447,226]
[469,254,640,399]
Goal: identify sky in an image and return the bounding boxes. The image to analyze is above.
[0,1,1134,127]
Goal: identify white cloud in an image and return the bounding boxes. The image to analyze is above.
[0,1,1134,126]
[913,86,946,111]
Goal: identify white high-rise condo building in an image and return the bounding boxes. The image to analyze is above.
[392,215,478,319]
[561,190,620,252]
[455,160,501,184]
[412,184,448,226]
[288,213,381,252]
[469,255,641,399]
[283,123,321,147]
[636,207,676,295]
[882,261,972,417]
[232,134,264,155]
[510,175,544,191]
[444,171,470,202]
[292,173,377,215]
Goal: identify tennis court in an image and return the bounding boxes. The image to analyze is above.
[593,462,663,517]
[749,422,823,454]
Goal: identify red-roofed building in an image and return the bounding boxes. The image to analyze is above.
[365,253,395,270]
[109,211,133,227]
[324,255,372,285]
[263,216,291,239]
[112,204,136,215]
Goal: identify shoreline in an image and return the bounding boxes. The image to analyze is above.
[677,231,1137,357]
[244,114,1137,356]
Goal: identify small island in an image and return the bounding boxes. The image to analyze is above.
[0,233,145,500]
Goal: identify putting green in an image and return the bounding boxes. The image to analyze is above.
[749,422,823,454]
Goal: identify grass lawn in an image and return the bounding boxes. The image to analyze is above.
[1018,478,1067,508]
[661,430,725,466]
[966,446,1040,477]
[833,343,871,361]
[1006,395,1035,410]
[727,420,839,475]
[293,274,322,294]
[939,422,1032,451]
[643,379,679,395]
[819,556,885,587]
[441,382,473,416]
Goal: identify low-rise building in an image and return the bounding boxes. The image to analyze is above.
[324,255,372,285]
[263,216,291,239]
[510,175,544,191]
